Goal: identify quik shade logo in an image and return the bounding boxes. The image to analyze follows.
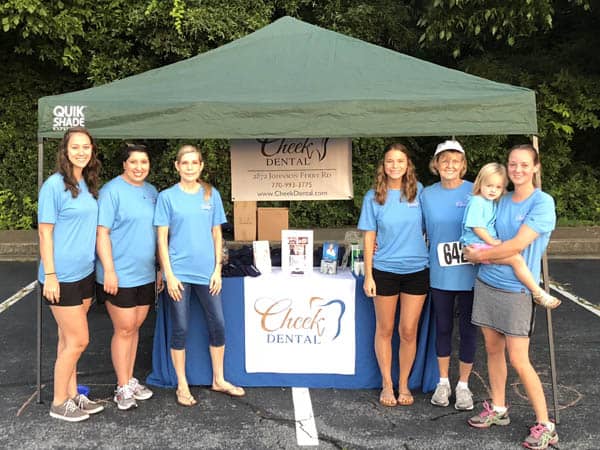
[253,295,345,345]
[52,105,86,131]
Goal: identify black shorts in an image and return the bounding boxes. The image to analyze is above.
[41,272,95,307]
[96,282,155,308]
[373,267,429,296]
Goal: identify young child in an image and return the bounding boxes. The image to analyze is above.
[461,163,561,309]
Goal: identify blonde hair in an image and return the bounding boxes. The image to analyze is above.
[374,143,418,204]
[508,144,542,188]
[176,144,212,201]
[428,150,467,178]
[472,162,508,197]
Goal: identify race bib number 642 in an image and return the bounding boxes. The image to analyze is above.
[436,241,472,267]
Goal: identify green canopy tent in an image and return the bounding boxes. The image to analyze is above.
[36,16,557,419]
[38,16,537,139]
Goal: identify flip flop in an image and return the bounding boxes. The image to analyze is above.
[211,384,246,397]
[176,389,197,407]
[379,388,397,407]
[397,392,414,406]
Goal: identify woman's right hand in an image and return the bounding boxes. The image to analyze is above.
[363,275,376,298]
[103,270,119,296]
[166,274,184,301]
[156,270,164,293]
[463,245,483,263]
[43,274,60,304]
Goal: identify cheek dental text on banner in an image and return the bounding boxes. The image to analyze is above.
[244,269,356,374]
[230,138,353,201]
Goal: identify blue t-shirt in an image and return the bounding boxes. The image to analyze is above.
[96,176,158,287]
[421,181,476,290]
[478,189,556,292]
[461,195,498,245]
[357,184,429,274]
[153,184,226,285]
[38,173,98,283]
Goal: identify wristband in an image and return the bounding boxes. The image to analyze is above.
[45,272,56,276]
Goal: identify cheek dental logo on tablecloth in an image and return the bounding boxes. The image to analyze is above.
[253,296,345,345]
[244,274,356,374]
[52,105,87,131]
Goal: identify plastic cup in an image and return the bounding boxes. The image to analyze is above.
[77,385,90,397]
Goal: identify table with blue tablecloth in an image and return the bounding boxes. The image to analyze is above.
[146,269,438,391]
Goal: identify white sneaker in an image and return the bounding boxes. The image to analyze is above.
[129,377,153,400]
[455,385,474,410]
[431,382,451,407]
[113,384,138,410]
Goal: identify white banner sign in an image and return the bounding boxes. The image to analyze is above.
[244,269,356,374]
[230,138,353,201]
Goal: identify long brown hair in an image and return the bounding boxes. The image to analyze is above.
[56,126,101,198]
[508,143,541,188]
[374,143,418,204]
[176,144,212,201]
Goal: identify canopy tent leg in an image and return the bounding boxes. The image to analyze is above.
[532,135,560,424]
[541,251,559,424]
[37,137,44,404]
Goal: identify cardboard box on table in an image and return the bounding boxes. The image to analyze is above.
[234,201,257,241]
[257,207,289,241]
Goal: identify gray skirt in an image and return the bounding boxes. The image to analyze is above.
[472,278,535,337]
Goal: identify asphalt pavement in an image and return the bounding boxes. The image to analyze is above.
[0,260,598,449]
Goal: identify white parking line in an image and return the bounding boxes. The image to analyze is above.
[292,387,319,446]
[0,281,36,314]
[551,283,600,318]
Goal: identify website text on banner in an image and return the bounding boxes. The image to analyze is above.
[244,269,356,374]
[230,138,353,201]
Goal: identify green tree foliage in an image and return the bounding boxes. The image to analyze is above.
[0,0,91,72]
[0,190,36,229]
[1,0,599,228]
[416,0,591,58]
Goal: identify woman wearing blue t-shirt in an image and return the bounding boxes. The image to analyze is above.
[464,144,558,450]
[358,143,429,407]
[38,126,103,422]
[421,140,477,411]
[96,144,159,410]
[155,144,244,407]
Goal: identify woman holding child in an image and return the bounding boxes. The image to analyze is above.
[464,144,559,450]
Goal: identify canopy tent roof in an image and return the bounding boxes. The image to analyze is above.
[38,16,537,139]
